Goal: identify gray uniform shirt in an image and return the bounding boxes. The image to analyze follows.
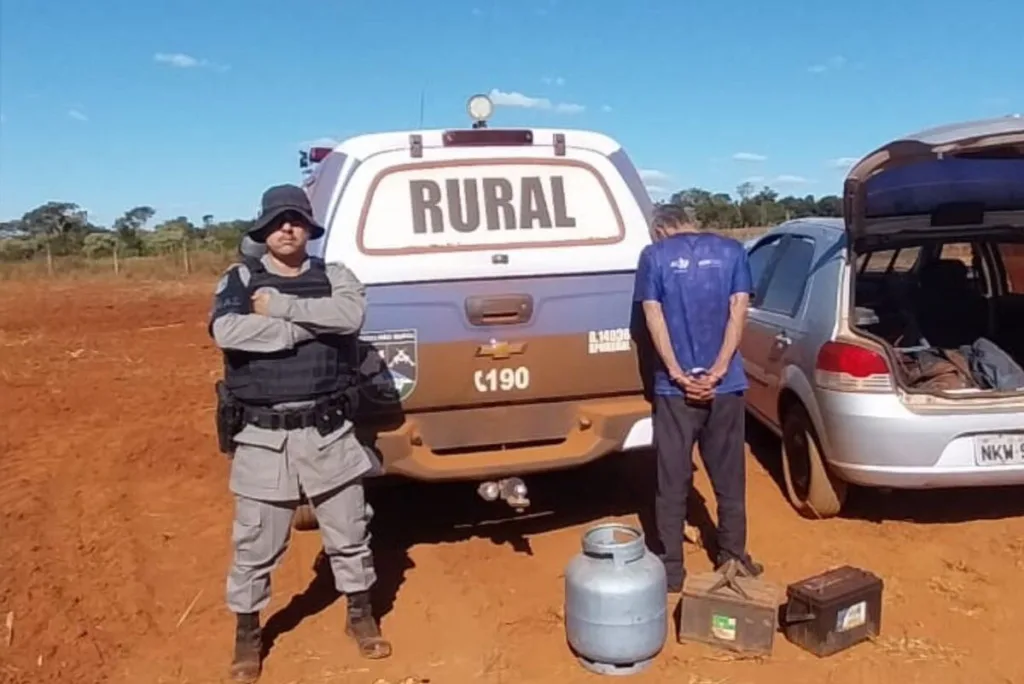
[211,254,381,502]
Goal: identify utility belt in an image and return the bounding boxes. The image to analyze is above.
[214,381,357,454]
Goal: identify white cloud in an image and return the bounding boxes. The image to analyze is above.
[808,55,847,74]
[601,104,613,113]
[489,89,550,109]
[299,137,340,149]
[773,174,812,185]
[639,169,673,196]
[542,76,566,86]
[488,88,585,114]
[154,52,229,72]
[68,109,88,122]
[155,52,201,68]
[827,156,859,169]
[740,175,812,188]
[639,169,672,184]
[732,152,767,162]
[0,111,5,125]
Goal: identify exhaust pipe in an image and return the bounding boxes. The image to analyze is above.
[476,476,530,511]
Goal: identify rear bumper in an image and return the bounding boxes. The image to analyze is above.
[816,389,1024,489]
[832,460,1024,489]
[370,395,652,481]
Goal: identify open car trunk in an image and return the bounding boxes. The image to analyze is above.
[843,116,1024,398]
[852,238,1024,396]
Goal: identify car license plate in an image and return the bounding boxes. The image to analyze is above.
[973,434,1024,466]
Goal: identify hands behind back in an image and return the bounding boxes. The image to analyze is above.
[669,369,716,403]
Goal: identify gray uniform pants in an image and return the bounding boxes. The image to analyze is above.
[226,478,376,615]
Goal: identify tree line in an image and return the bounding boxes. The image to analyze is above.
[0,202,255,275]
[0,182,843,274]
[657,181,842,228]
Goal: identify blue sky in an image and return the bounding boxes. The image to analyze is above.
[0,0,1021,227]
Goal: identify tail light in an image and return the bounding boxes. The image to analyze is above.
[815,341,894,393]
[299,146,333,170]
[442,129,534,147]
[309,147,332,163]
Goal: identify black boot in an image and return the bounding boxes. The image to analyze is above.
[230,612,262,683]
[345,591,392,659]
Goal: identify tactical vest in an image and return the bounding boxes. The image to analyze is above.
[223,256,356,406]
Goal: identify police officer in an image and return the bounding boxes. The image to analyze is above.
[210,184,391,683]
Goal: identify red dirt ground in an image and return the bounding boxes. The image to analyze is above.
[2,279,1024,684]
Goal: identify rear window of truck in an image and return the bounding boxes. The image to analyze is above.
[355,160,626,256]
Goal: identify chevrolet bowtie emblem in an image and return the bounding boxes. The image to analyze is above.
[476,340,527,360]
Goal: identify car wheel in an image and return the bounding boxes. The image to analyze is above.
[781,403,847,519]
[292,503,319,531]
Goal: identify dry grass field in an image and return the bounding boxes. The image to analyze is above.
[0,227,774,283]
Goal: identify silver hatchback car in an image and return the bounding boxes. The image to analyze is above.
[741,115,1024,518]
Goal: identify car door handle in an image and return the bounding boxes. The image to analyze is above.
[774,332,793,347]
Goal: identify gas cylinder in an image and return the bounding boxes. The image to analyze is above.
[564,522,667,675]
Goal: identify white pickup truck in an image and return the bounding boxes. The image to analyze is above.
[296,96,656,511]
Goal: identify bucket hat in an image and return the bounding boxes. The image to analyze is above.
[247,184,325,243]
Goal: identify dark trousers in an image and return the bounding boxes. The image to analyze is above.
[653,391,747,586]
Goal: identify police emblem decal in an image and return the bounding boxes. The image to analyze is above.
[356,329,419,404]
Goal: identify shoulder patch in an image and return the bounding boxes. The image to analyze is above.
[215,262,250,293]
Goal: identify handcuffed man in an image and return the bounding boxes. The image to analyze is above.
[635,204,763,593]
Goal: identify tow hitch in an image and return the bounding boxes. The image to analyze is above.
[476,477,530,511]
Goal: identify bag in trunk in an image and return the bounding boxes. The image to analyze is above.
[895,347,977,391]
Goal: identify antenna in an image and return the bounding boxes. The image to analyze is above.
[418,89,425,128]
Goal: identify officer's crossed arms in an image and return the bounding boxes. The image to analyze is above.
[209,259,367,457]
[210,259,366,353]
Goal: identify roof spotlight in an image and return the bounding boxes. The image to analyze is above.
[467,93,494,128]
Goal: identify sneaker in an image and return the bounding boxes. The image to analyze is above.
[715,552,764,577]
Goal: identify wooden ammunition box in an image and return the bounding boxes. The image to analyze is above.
[782,565,884,657]
[677,568,783,655]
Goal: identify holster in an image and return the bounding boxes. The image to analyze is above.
[215,380,245,455]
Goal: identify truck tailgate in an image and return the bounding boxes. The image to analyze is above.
[354,270,643,415]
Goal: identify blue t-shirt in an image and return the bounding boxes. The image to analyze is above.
[634,233,753,396]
